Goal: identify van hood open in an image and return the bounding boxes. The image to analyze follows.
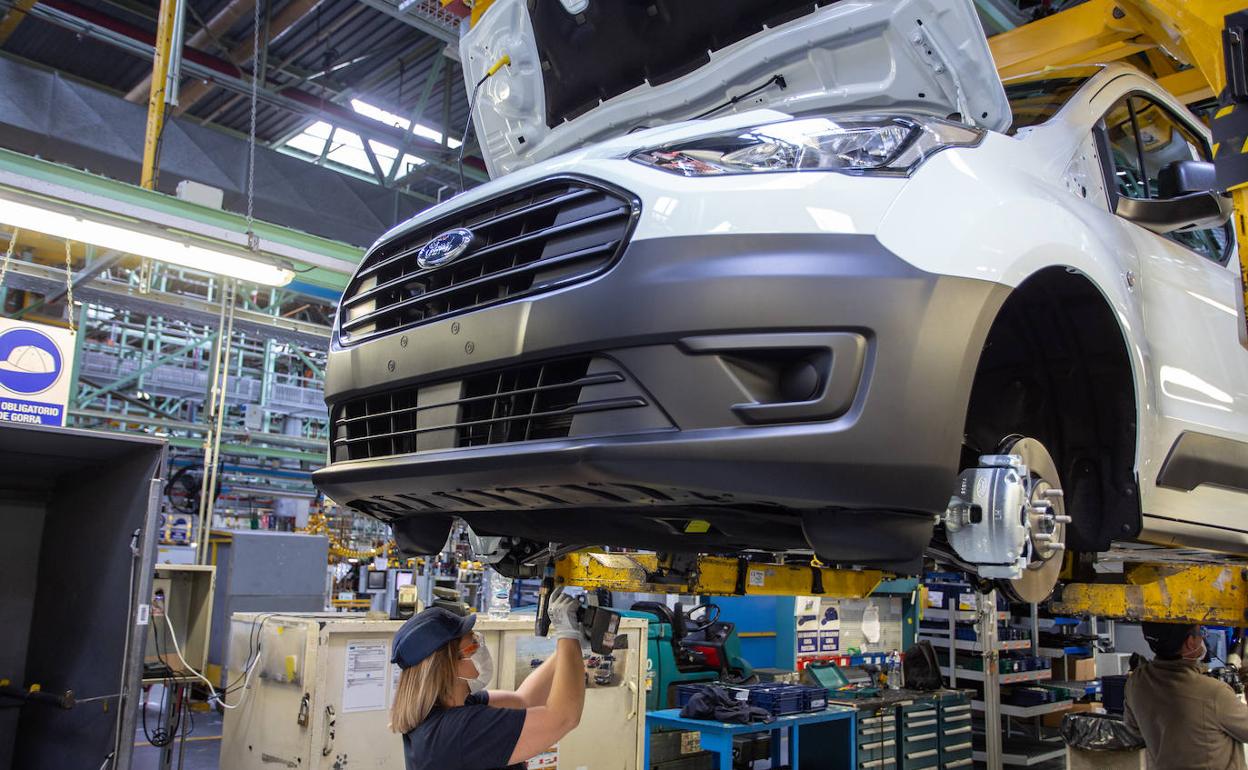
[460,0,1010,177]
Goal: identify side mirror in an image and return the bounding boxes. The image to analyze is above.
[1116,192,1234,234]
[1116,160,1232,234]
[1158,159,1218,198]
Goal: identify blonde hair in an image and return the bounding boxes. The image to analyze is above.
[389,641,460,734]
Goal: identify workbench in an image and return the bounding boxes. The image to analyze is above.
[644,705,858,770]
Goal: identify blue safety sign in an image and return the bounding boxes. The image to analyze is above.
[0,320,73,427]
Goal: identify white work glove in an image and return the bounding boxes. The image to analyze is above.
[547,588,583,642]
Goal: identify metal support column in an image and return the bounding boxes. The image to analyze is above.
[979,589,1003,770]
[140,0,184,190]
[947,603,958,689]
[196,279,236,564]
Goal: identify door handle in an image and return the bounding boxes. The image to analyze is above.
[626,681,638,722]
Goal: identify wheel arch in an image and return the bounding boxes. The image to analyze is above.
[963,265,1142,552]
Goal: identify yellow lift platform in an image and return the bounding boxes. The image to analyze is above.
[1052,562,1248,625]
[554,551,885,599]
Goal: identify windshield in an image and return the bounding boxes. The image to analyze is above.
[1003,74,1094,134]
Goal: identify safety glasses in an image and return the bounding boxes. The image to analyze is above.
[459,632,483,659]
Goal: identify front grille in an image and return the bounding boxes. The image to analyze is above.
[331,357,647,462]
[338,178,637,345]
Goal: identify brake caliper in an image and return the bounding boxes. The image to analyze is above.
[942,454,1067,579]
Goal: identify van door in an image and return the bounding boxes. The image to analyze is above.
[1097,92,1248,545]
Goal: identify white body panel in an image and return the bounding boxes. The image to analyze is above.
[882,68,1248,548]
[361,62,1247,554]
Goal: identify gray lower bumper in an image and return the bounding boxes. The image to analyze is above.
[314,232,1008,555]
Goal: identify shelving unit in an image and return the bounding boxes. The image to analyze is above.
[920,634,1032,652]
[939,666,1053,685]
[1036,644,1092,658]
[973,699,1073,718]
[924,607,1010,623]
[923,578,1081,770]
[974,745,1066,766]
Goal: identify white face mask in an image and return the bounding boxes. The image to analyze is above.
[1184,639,1208,662]
[465,643,494,693]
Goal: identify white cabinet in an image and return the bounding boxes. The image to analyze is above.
[221,612,647,769]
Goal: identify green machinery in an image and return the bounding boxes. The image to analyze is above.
[620,601,755,712]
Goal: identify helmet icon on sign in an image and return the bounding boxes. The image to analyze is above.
[0,328,63,395]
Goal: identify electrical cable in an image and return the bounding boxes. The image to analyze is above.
[142,683,177,748]
[218,613,275,696]
[162,611,262,710]
[142,622,182,747]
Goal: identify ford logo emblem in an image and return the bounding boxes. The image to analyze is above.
[416,228,475,269]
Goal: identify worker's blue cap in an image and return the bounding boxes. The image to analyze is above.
[392,607,477,669]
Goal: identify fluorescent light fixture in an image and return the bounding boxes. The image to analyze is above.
[0,194,295,286]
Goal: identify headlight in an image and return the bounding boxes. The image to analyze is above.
[629,115,983,177]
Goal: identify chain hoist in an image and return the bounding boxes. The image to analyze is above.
[0,226,18,292]
[63,240,76,333]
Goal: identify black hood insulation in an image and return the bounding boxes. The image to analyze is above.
[528,0,839,126]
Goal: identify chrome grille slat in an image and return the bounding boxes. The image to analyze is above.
[354,186,599,281]
[338,179,635,343]
[339,268,612,347]
[341,239,620,331]
[343,208,626,310]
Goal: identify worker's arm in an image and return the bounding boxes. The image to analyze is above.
[486,655,557,709]
[1214,683,1248,743]
[1122,683,1142,740]
[507,638,585,763]
[508,592,586,765]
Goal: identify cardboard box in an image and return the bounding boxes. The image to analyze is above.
[1058,656,1097,682]
[1042,701,1101,728]
[648,731,702,764]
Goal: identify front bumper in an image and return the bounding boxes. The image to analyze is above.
[314,226,1008,553]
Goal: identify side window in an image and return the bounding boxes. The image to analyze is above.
[1131,96,1230,263]
[1099,94,1231,264]
[1102,97,1148,200]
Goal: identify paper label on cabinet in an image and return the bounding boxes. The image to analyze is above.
[342,640,388,713]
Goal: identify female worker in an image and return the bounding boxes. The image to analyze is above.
[389,590,587,770]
